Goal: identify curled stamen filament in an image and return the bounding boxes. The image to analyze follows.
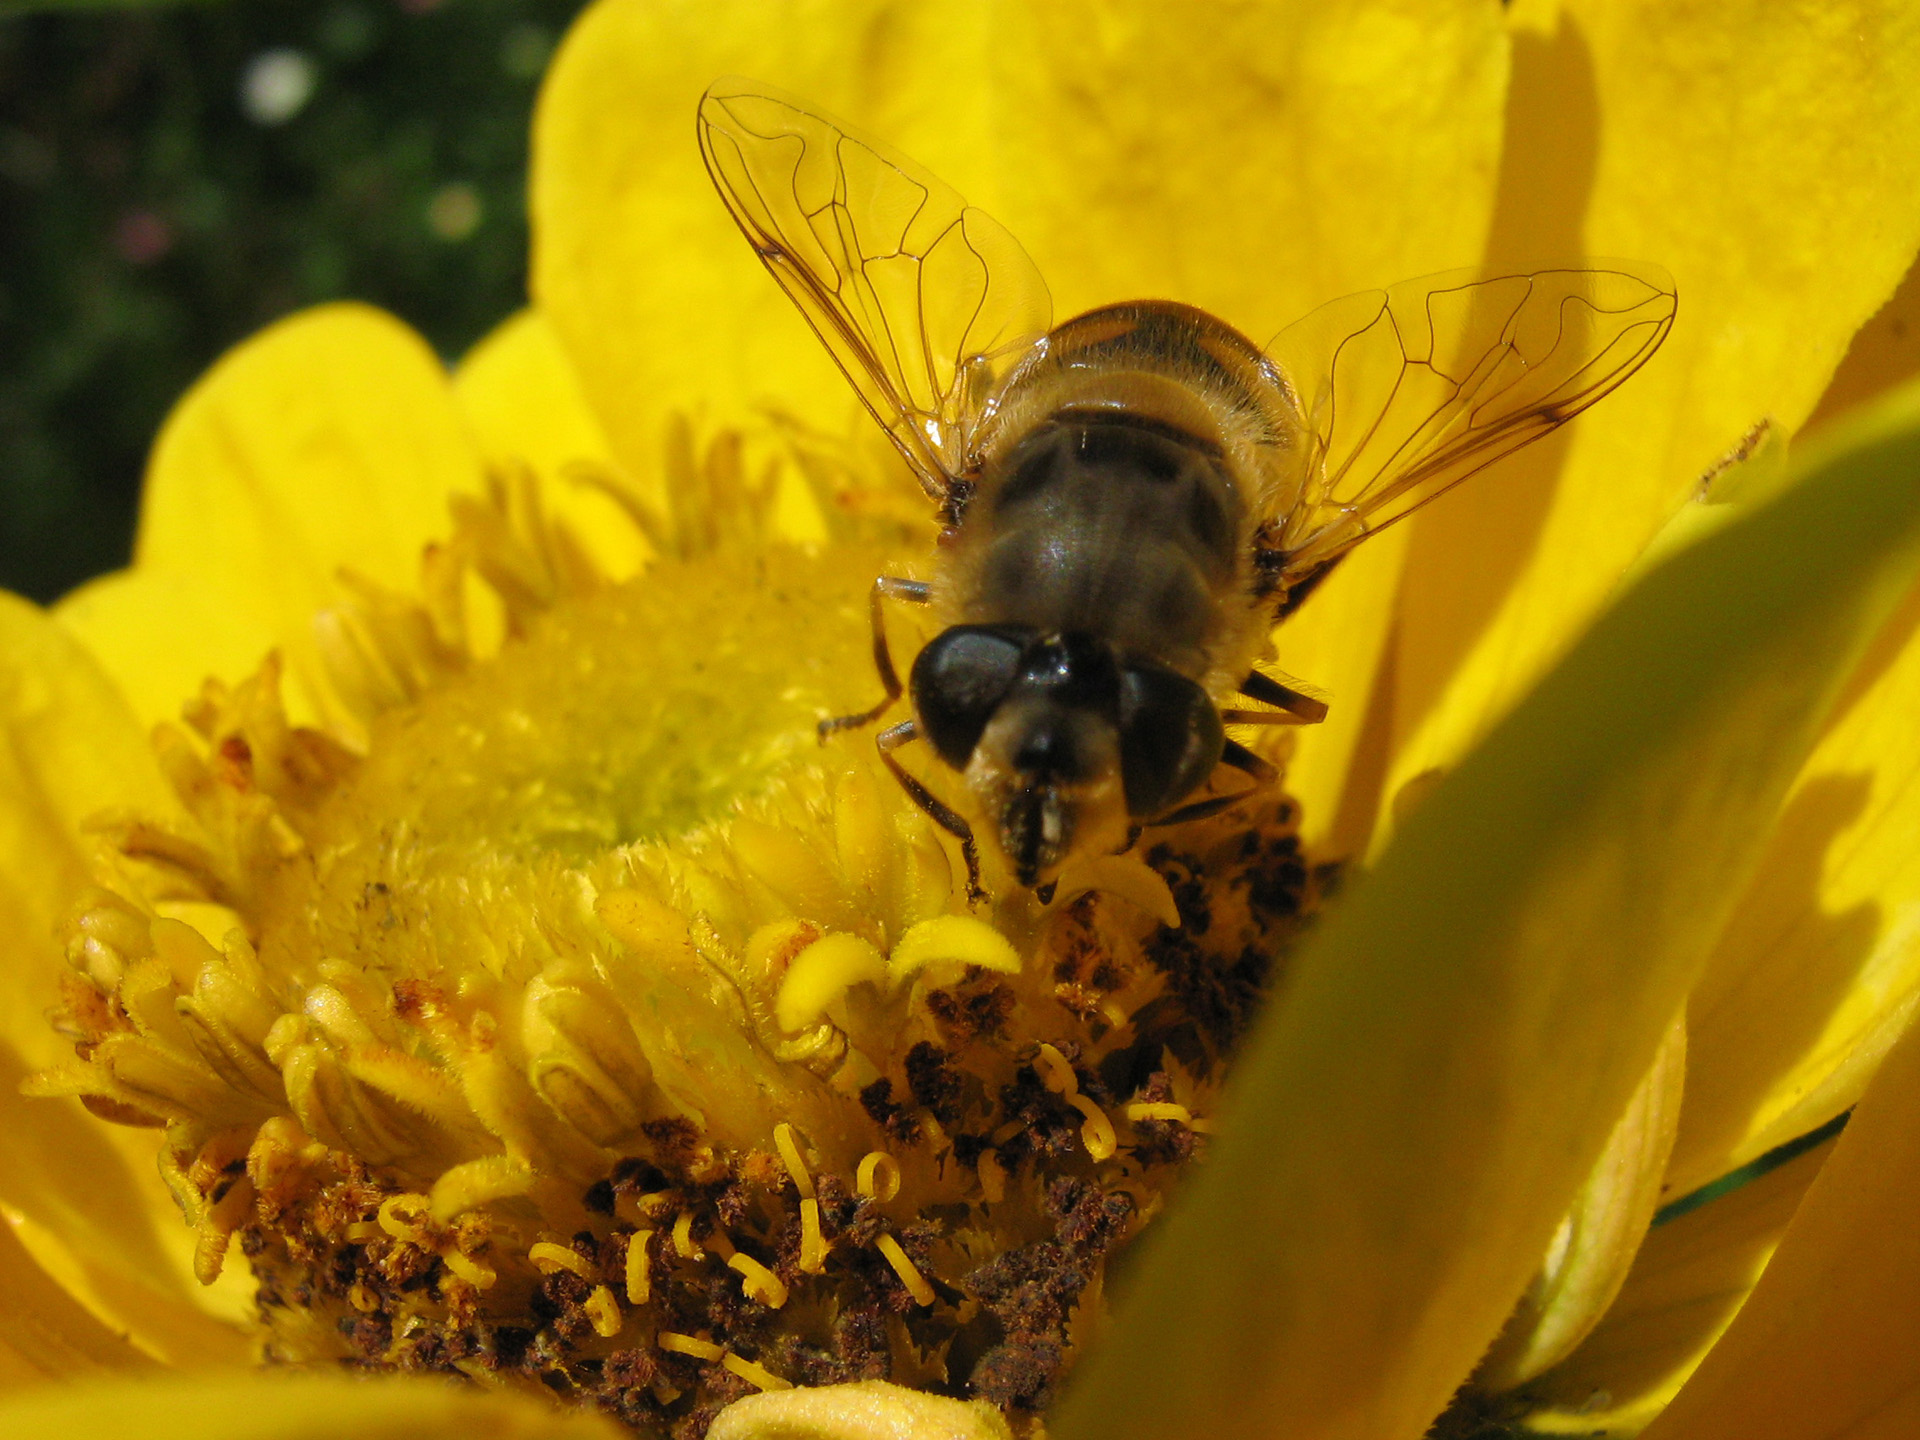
[875,1233,934,1306]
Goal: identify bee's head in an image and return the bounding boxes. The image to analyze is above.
[911,626,1223,886]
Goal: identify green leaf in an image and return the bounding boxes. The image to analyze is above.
[1055,378,1920,1440]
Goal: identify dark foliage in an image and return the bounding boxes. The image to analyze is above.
[0,0,586,600]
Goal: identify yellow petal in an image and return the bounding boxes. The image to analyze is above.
[1640,1009,1920,1440]
[1804,250,1920,434]
[1519,1134,1832,1434]
[532,0,1504,497]
[1271,529,1410,858]
[57,568,283,734]
[0,1371,623,1440]
[1669,273,1920,1193]
[454,308,646,581]
[1055,380,1920,1440]
[0,594,251,1362]
[1668,574,1920,1193]
[59,303,484,729]
[1387,0,1920,828]
[1479,1014,1687,1390]
[0,1217,155,1389]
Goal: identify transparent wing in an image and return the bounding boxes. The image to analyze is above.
[698,78,1053,502]
[1264,264,1677,580]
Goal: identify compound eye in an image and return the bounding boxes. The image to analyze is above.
[911,626,1029,767]
[1118,665,1224,816]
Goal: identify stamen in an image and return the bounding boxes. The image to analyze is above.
[428,1155,534,1222]
[728,1252,790,1308]
[625,1229,654,1304]
[528,1241,594,1278]
[376,1193,434,1244]
[1069,1095,1119,1161]
[585,1285,625,1338]
[1050,854,1182,927]
[798,1199,828,1274]
[1125,1101,1194,1125]
[976,1150,1007,1203]
[773,1121,815,1198]
[658,1332,725,1362]
[672,1210,702,1260]
[774,933,887,1031]
[1033,1043,1079,1096]
[856,1151,901,1202]
[442,1248,496,1289]
[722,1353,793,1392]
[875,1233,935,1306]
[888,914,1021,985]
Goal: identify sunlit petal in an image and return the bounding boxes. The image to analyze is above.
[535,0,1507,463]
[1387,0,1920,831]
[0,595,252,1362]
[1669,574,1920,1192]
[0,1209,156,1389]
[58,304,484,730]
[454,309,645,581]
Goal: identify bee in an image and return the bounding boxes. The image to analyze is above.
[698,78,1676,899]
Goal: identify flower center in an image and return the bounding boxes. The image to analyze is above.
[35,447,1326,1435]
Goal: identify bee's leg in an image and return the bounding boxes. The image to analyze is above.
[1228,669,1329,725]
[1144,740,1276,828]
[876,719,986,904]
[819,577,932,740]
[1220,737,1277,784]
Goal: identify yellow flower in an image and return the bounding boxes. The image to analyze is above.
[3,3,1920,1440]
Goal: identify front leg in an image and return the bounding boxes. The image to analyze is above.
[1222,668,1330,726]
[818,576,931,740]
[876,720,985,905]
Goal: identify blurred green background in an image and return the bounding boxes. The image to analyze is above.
[0,0,588,602]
